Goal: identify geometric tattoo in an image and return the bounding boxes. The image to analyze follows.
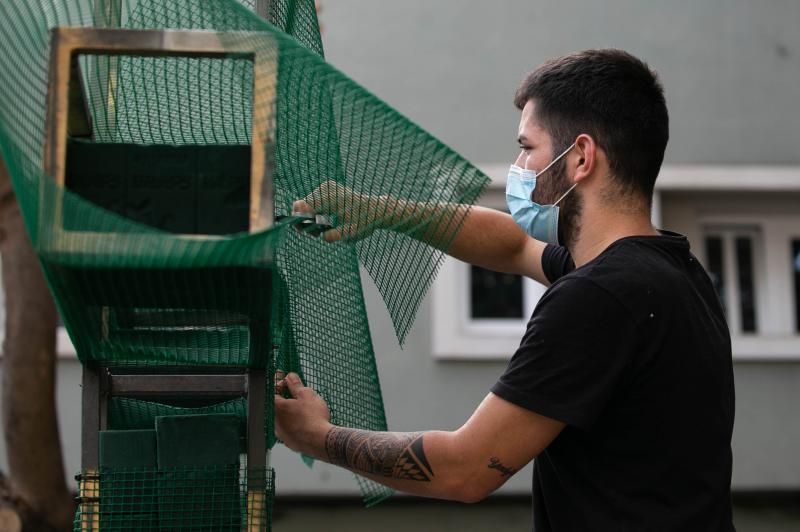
[487,456,517,478]
[324,428,434,482]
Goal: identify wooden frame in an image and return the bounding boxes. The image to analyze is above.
[42,27,276,255]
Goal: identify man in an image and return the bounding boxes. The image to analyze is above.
[275,49,735,531]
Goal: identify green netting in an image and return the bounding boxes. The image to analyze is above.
[0,0,489,516]
[108,396,256,449]
[75,465,275,531]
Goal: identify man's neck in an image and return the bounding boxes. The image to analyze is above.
[568,211,659,268]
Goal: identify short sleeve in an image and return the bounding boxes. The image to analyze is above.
[542,244,575,284]
[491,277,636,430]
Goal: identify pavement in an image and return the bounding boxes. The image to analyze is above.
[271,494,800,531]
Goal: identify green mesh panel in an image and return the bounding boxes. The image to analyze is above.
[108,397,256,449]
[74,465,275,531]
[0,0,489,515]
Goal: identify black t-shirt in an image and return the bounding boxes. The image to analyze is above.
[491,232,735,532]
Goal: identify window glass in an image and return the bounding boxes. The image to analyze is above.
[735,236,757,333]
[470,265,523,319]
[704,236,726,314]
[793,239,800,333]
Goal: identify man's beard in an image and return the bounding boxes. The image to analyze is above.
[532,158,582,248]
[556,188,581,249]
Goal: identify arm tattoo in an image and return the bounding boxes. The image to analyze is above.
[488,456,517,478]
[324,428,434,481]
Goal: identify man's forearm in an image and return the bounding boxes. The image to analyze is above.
[320,426,469,501]
[325,428,433,481]
[276,374,550,505]
[376,196,468,252]
[304,181,545,281]
[383,199,545,280]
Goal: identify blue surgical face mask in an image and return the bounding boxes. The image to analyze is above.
[505,142,577,245]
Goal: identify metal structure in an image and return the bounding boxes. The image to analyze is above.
[44,26,277,530]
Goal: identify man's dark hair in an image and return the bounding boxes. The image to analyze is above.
[514,49,669,204]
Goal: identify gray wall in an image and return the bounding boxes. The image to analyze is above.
[2,0,799,496]
[321,0,800,166]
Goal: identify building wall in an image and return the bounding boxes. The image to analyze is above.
[317,0,800,493]
[661,190,800,489]
[2,0,799,496]
[320,0,800,166]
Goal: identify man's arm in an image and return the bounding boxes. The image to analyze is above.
[274,373,565,503]
[296,181,551,285]
[445,205,550,284]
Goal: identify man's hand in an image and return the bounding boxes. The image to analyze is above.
[274,372,333,459]
[293,180,386,242]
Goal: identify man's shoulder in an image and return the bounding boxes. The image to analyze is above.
[534,273,630,327]
[547,235,692,318]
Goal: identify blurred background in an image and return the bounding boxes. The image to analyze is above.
[2,0,799,529]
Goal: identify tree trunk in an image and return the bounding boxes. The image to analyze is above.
[0,471,62,532]
[0,158,74,530]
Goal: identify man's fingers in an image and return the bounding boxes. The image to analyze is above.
[323,223,369,243]
[292,199,315,215]
[275,372,311,399]
[274,370,286,395]
[323,227,343,243]
[284,372,306,398]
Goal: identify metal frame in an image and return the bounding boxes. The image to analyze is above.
[109,374,249,396]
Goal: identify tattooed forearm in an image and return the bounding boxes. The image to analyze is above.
[488,456,517,478]
[324,428,434,481]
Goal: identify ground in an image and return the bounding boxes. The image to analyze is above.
[272,494,800,531]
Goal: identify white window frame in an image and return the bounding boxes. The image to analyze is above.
[702,224,764,337]
[432,163,800,361]
[699,214,800,360]
[432,256,546,359]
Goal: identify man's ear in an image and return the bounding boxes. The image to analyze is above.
[572,134,597,184]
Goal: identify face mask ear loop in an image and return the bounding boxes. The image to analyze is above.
[553,181,579,206]
[536,141,577,177]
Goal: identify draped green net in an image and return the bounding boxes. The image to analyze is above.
[0,0,489,527]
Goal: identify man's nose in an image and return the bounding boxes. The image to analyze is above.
[514,150,528,168]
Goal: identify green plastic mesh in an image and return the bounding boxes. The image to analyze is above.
[108,397,252,447]
[0,0,489,515]
[75,465,275,531]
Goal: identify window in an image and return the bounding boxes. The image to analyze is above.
[432,255,547,359]
[469,266,524,320]
[700,215,800,359]
[793,239,800,333]
[430,189,557,359]
[704,235,726,315]
[703,226,762,335]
